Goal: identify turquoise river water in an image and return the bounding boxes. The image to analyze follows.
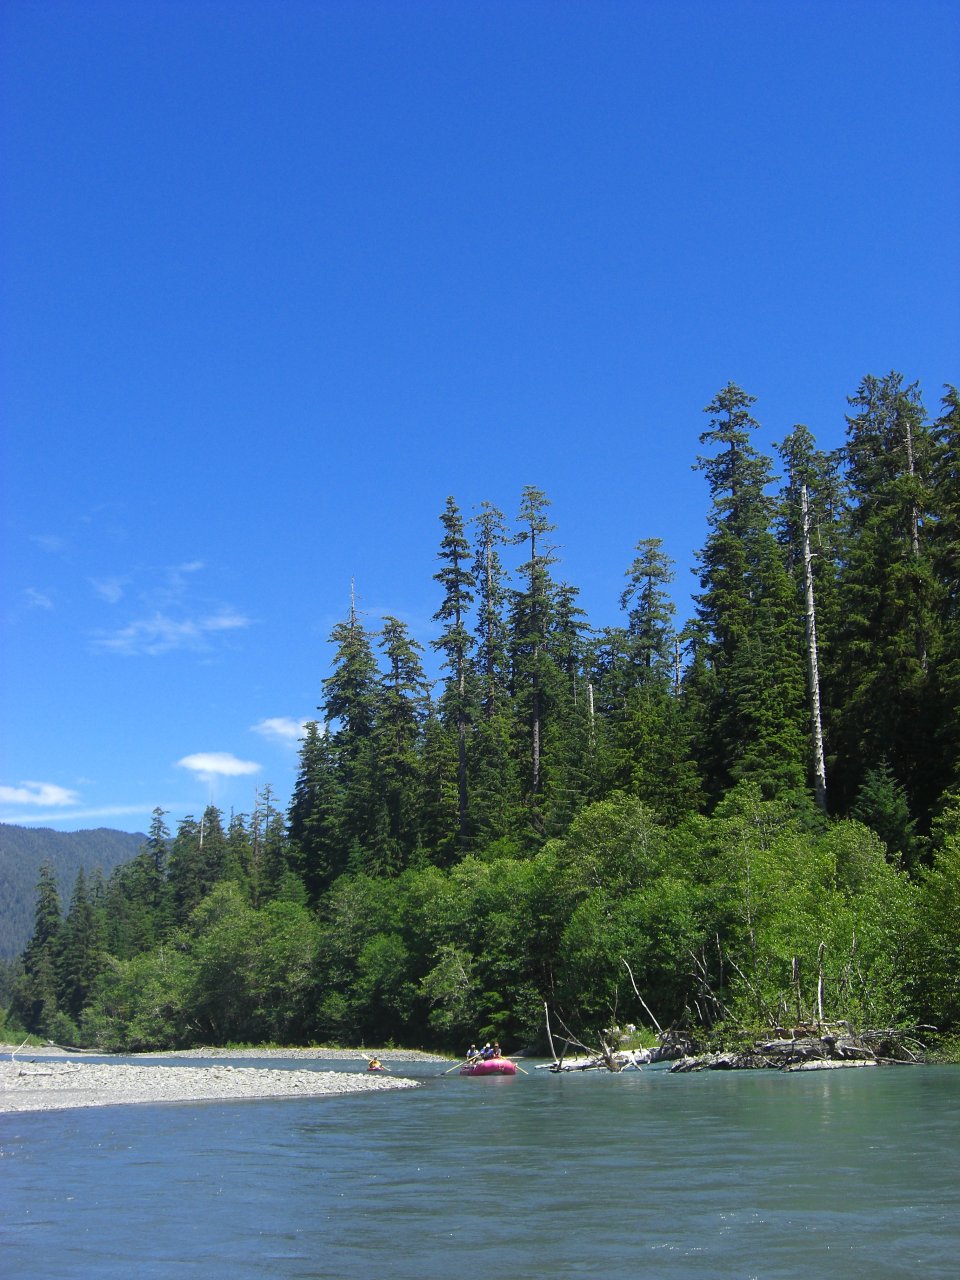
[2,1055,959,1278]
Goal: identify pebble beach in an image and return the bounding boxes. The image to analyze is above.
[0,1046,446,1114]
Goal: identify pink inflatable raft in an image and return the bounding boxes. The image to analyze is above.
[459,1057,518,1076]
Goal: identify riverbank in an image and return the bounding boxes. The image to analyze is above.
[0,1045,445,1113]
[132,1045,449,1062]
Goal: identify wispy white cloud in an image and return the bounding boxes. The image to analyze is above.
[31,533,68,553]
[153,561,205,604]
[90,576,126,604]
[91,609,250,656]
[24,587,54,610]
[177,752,261,781]
[0,781,80,807]
[87,558,252,655]
[251,717,312,746]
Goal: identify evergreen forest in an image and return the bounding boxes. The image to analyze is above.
[8,375,960,1056]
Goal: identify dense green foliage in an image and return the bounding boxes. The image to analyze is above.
[8,375,960,1053]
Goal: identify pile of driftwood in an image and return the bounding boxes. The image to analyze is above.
[669,1023,928,1072]
[540,1001,694,1072]
[541,990,930,1074]
[542,947,932,1074]
[540,1003,633,1072]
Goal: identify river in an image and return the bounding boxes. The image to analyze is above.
[2,1055,958,1278]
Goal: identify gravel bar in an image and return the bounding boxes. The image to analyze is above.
[0,1057,421,1114]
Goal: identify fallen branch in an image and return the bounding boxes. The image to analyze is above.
[543,1001,560,1066]
[620,958,663,1033]
[10,1036,32,1062]
[542,1008,623,1072]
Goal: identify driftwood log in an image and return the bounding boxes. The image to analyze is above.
[537,1048,652,1072]
[669,1024,927,1072]
[542,1003,630,1071]
[541,1002,696,1072]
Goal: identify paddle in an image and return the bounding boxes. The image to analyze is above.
[442,1058,471,1075]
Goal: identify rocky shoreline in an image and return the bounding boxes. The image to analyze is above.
[0,1046,447,1114]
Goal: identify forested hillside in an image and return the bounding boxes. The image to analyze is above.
[0,825,144,961]
[7,376,960,1054]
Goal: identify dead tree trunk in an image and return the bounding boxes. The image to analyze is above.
[817,941,826,1027]
[621,957,663,1033]
[801,485,828,812]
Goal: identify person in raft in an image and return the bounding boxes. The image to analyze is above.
[492,1042,502,1058]
[480,1043,494,1059]
[466,1044,480,1061]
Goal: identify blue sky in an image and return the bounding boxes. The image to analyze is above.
[2,1,958,835]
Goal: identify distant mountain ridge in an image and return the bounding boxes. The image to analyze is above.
[0,824,145,962]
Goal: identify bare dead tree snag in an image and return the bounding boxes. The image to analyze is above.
[801,484,828,811]
[621,957,663,1033]
[817,941,826,1027]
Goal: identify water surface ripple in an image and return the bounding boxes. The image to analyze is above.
[2,1056,958,1278]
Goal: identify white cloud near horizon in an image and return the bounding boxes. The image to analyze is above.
[251,717,313,746]
[0,803,162,828]
[91,609,250,656]
[177,752,261,780]
[0,781,81,807]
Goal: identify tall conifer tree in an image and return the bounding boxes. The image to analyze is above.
[320,593,383,869]
[57,867,104,1023]
[775,428,843,810]
[166,821,193,923]
[620,537,677,680]
[143,807,173,935]
[376,615,432,870]
[472,501,511,719]
[431,497,477,850]
[690,383,806,800]
[929,386,960,797]
[288,722,346,902]
[607,538,703,820]
[470,501,520,844]
[511,485,558,818]
[12,863,63,1034]
[541,581,595,833]
[832,373,939,817]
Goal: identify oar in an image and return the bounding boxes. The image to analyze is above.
[514,1062,529,1075]
[442,1059,470,1075]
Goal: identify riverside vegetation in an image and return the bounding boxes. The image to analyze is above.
[5,376,960,1061]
